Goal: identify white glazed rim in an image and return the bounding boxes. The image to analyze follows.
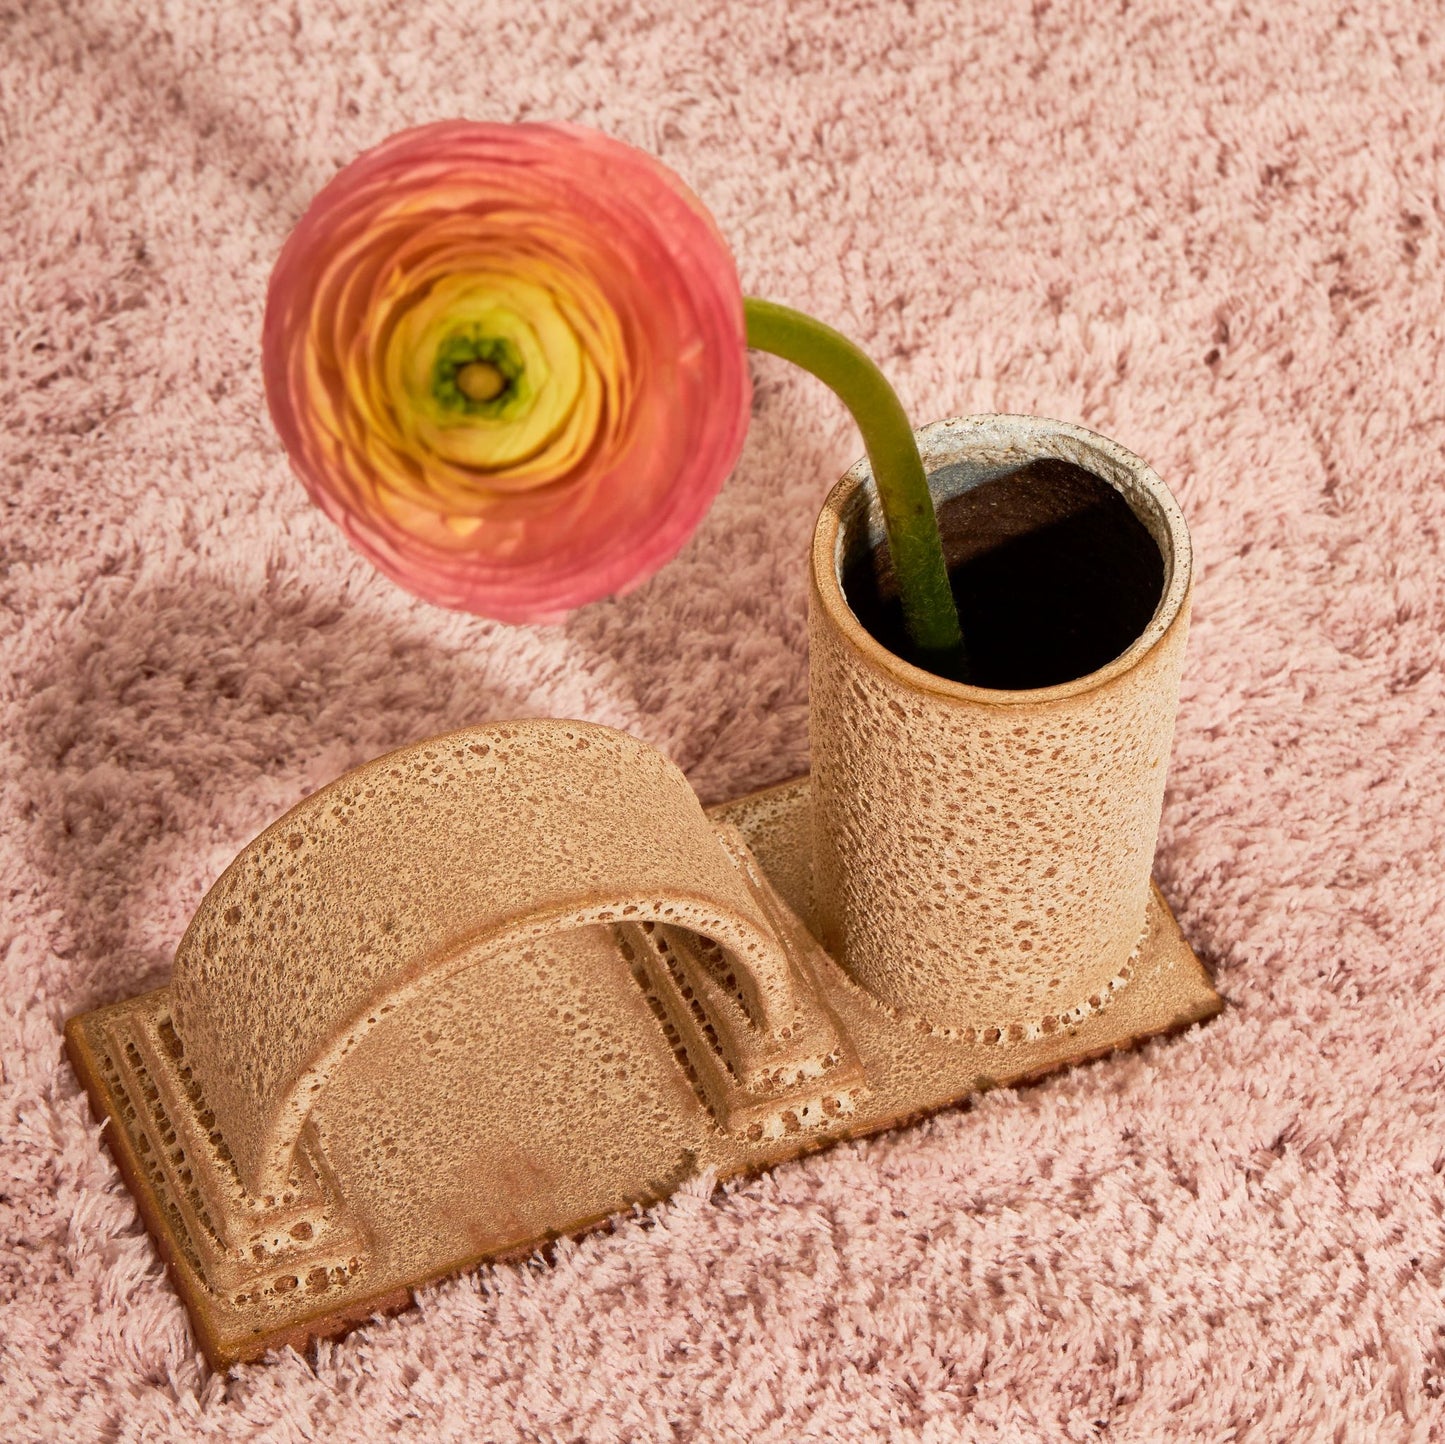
[811,414,1194,706]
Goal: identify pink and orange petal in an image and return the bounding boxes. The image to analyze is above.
[263,120,751,623]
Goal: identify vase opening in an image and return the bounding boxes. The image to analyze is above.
[841,455,1167,690]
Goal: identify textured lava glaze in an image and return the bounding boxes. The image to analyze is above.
[169,722,805,1200]
[809,415,1194,1036]
[66,715,1220,1369]
[63,422,1218,1370]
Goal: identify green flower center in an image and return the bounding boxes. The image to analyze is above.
[386,274,589,472]
[431,331,530,417]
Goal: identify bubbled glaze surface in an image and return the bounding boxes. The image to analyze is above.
[170,720,802,1197]
[809,415,1193,1034]
[65,421,1218,1369]
[66,761,1220,1368]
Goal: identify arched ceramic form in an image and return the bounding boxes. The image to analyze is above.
[65,422,1220,1370]
[169,722,809,1198]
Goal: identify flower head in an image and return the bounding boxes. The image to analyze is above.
[263,120,751,622]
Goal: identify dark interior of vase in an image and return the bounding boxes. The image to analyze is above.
[842,456,1166,689]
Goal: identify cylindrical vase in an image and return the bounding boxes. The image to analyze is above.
[808,413,1193,1038]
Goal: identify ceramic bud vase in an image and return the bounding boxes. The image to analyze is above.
[808,414,1194,1040]
[64,409,1219,1370]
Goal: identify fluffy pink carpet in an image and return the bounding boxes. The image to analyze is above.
[4,0,1444,1438]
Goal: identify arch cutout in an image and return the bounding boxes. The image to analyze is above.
[167,720,847,1198]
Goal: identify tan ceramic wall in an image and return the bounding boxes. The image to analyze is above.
[808,416,1192,1036]
[169,721,800,1196]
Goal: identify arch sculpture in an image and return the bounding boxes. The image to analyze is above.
[67,718,1218,1367]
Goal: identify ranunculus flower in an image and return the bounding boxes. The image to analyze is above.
[262,120,751,623]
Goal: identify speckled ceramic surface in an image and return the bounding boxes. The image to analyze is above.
[64,416,1220,1370]
[810,416,1193,1036]
[66,747,1218,1369]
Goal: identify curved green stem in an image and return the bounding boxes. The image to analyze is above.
[743,297,965,663]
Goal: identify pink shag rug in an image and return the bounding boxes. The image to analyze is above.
[4,0,1444,1439]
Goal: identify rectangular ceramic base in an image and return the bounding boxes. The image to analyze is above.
[65,776,1221,1370]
